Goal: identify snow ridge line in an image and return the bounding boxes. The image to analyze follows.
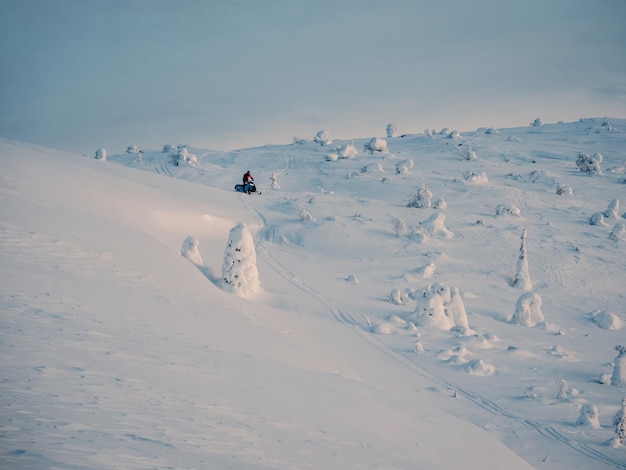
[252,228,625,469]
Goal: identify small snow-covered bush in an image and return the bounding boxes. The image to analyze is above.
[424,129,434,138]
[270,171,280,190]
[576,152,603,175]
[556,379,570,399]
[389,288,411,305]
[126,145,138,153]
[325,153,339,161]
[364,137,388,154]
[556,183,573,196]
[407,185,432,208]
[576,403,600,429]
[95,148,106,161]
[433,198,447,209]
[612,396,626,447]
[511,292,544,327]
[411,283,468,330]
[447,130,461,139]
[485,127,499,134]
[386,123,398,138]
[392,218,407,237]
[531,118,543,126]
[313,130,331,145]
[465,359,495,377]
[174,146,197,166]
[463,171,488,184]
[162,144,175,153]
[340,144,358,159]
[496,204,520,216]
[300,209,315,222]
[395,159,414,174]
[460,147,478,161]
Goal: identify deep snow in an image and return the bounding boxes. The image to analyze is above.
[1,117,626,469]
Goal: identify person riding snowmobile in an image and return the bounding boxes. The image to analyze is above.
[242,170,255,194]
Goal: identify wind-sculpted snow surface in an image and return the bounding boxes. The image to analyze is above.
[3,118,626,469]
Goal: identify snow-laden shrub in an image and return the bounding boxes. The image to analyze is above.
[411,283,468,331]
[345,274,359,283]
[313,130,331,145]
[496,204,520,216]
[433,198,447,209]
[590,212,608,226]
[364,137,388,153]
[407,184,432,208]
[612,345,626,387]
[325,153,339,161]
[605,199,620,219]
[510,292,545,327]
[463,171,488,184]
[447,130,461,139]
[95,149,106,161]
[339,144,358,159]
[162,144,175,153]
[556,379,570,399]
[126,145,138,153]
[386,123,398,138]
[609,223,626,241]
[531,118,543,126]
[300,209,315,222]
[395,159,414,174]
[485,127,499,134]
[576,152,603,174]
[576,403,600,429]
[181,235,203,266]
[174,146,197,166]
[221,223,260,298]
[389,288,411,305]
[465,359,495,377]
[460,147,478,161]
[392,218,407,237]
[424,129,434,138]
[556,183,573,196]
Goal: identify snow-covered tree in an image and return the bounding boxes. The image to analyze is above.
[395,159,414,174]
[531,118,543,126]
[339,144,358,159]
[511,292,544,327]
[270,171,280,190]
[512,229,532,290]
[181,235,203,266]
[612,345,626,387]
[126,145,138,153]
[576,403,600,429]
[313,130,331,145]
[420,213,453,238]
[392,218,407,237]
[590,212,607,226]
[300,209,315,222]
[612,396,626,446]
[95,148,106,161]
[556,379,570,399]
[407,184,432,208]
[556,183,573,196]
[411,283,468,331]
[364,137,388,154]
[576,152,603,174]
[386,123,398,138]
[221,223,260,298]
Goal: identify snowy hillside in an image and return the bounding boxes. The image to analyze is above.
[2,117,626,469]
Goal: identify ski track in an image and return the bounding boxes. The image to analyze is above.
[244,195,626,470]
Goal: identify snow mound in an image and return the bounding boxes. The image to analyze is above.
[590,310,623,330]
[465,359,496,376]
[510,292,545,327]
[181,235,203,266]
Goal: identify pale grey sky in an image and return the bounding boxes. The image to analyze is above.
[1,0,625,154]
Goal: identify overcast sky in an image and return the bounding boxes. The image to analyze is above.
[1,0,625,154]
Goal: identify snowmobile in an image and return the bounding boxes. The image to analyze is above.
[234,181,258,194]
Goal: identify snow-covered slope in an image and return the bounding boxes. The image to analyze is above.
[1,117,626,469]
